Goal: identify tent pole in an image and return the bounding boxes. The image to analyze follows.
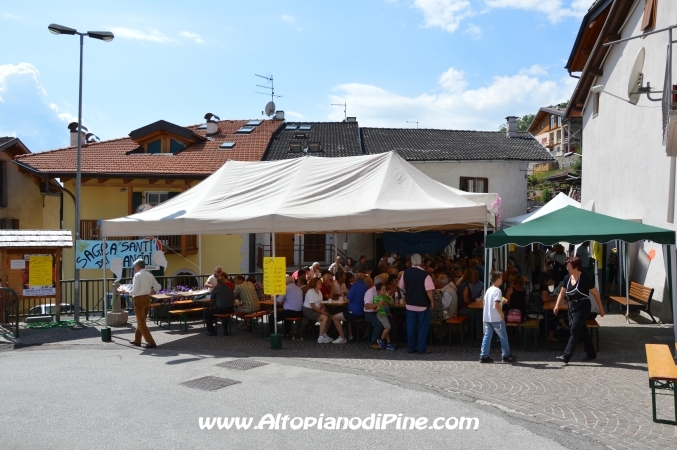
[198,234,202,277]
[272,233,277,335]
[667,244,677,353]
[483,221,488,289]
[625,242,630,324]
[334,233,338,263]
[102,237,107,325]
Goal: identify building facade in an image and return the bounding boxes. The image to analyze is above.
[564,0,676,321]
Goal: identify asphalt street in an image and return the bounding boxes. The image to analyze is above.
[0,343,607,450]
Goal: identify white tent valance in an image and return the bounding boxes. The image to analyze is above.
[102,152,494,236]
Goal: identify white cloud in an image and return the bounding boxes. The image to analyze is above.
[285,110,306,119]
[0,63,82,150]
[485,0,591,23]
[179,31,205,44]
[110,27,173,43]
[282,14,295,23]
[328,66,575,130]
[519,64,549,76]
[464,23,482,39]
[412,0,472,33]
[412,0,593,32]
[49,103,78,124]
[0,62,46,101]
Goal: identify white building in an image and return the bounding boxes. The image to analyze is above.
[564,0,676,322]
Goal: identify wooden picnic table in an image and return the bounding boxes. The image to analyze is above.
[543,300,568,350]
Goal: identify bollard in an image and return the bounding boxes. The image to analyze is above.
[101,327,111,342]
[270,333,282,350]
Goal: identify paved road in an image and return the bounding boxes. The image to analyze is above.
[2,309,675,449]
[0,344,604,450]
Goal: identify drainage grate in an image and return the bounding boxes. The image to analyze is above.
[180,376,241,391]
[216,359,269,371]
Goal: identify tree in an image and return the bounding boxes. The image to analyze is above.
[499,114,535,132]
[541,186,553,203]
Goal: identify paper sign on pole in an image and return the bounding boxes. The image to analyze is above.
[29,255,53,287]
[10,260,25,269]
[263,257,286,295]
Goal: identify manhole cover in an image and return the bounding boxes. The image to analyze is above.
[653,336,674,341]
[216,359,268,371]
[181,376,240,391]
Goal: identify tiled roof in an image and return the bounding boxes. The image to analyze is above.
[129,120,205,142]
[539,107,565,116]
[0,230,73,248]
[361,128,554,162]
[14,120,284,178]
[0,137,15,147]
[262,122,362,161]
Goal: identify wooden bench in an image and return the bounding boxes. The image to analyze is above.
[586,319,600,352]
[446,315,468,345]
[213,313,233,336]
[645,344,677,425]
[244,311,268,337]
[168,308,205,331]
[520,318,540,349]
[608,282,656,323]
[285,317,304,340]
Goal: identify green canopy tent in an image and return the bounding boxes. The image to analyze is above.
[485,206,677,348]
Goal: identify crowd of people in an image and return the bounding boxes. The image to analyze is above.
[159,243,607,365]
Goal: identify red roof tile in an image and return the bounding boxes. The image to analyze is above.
[15,120,283,178]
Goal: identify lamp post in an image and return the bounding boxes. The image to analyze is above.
[48,24,113,323]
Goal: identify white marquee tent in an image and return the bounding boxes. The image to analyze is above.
[101,152,496,236]
[502,192,580,228]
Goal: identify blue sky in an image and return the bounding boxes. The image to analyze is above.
[0,0,592,152]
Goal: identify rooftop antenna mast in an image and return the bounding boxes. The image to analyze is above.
[406,121,419,129]
[255,74,282,103]
[331,102,347,121]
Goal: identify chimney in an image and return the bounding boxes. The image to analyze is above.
[346,117,357,123]
[204,113,220,135]
[68,122,87,147]
[505,116,518,138]
[275,110,285,120]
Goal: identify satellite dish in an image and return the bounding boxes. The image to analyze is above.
[264,101,276,117]
[136,203,153,213]
[627,47,645,105]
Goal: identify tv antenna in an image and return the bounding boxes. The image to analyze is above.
[255,74,282,103]
[406,121,419,129]
[331,102,347,121]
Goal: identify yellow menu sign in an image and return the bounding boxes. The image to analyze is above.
[263,257,286,295]
[29,255,53,286]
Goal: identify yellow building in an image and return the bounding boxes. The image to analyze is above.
[0,137,61,230]
[15,117,284,285]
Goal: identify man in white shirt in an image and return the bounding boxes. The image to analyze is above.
[479,271,516,364]
[129,259,161,348]
[576,241,592,274]
[204,266,223,289]
[328,256,343,274]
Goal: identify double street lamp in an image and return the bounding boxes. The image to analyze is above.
[48,24,113,323]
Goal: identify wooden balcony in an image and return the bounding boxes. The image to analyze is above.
[80,220,197,256]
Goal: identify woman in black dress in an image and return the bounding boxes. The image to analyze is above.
[553,256,605,363]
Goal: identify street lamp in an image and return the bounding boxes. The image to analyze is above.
[48,23,113,323]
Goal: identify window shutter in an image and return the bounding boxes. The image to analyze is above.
[132,192,143,213]
[641,0,657,32]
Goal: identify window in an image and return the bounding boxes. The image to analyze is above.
[236,126,255,134]
[556,130,562,143]
[557,116,562,127]
[144,136,187,154]
[550,115,555,129]
[145,192,169,206]
[459,177,488,193]
[299,125,311,130]
[147,139,161,154]
[246,120,262,126]
[169,139,184,154]
[219,142,235,149]
[285,124,298,130]
[641,0,657,33]
[80,219,100,239]
[593,92,600,117]
[0,161,6,207]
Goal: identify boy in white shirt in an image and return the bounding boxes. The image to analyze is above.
[479,271,517,364]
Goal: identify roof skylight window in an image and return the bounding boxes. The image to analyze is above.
[299,125,311,130]
[246,120,262,126]
[285,124,298,130]
[220,142,236,149]
[236,126,255,134]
